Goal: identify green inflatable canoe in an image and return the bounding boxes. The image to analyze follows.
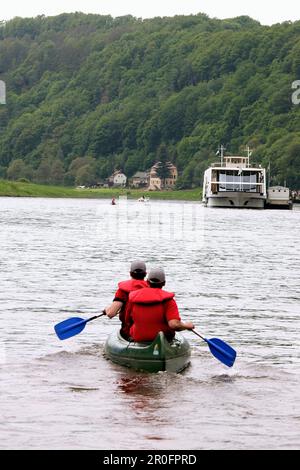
[104,330,191,373]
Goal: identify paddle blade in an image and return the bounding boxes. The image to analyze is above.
[54,317,87,340]
[206,338,237,368]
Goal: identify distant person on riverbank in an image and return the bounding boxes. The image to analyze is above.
[104,261,148,339]
[111,197,116,205]
[125,268,194,342]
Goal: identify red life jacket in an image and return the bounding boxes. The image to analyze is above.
[118,279,148,294]
[117,279,148,335]
[128,288,175,342]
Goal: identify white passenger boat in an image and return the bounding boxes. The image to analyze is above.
[202,146,267,209]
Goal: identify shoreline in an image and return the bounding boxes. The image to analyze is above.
[0,180,202,201]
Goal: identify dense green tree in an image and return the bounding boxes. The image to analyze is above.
[50,159,65,185]
[1,12,300,188]
[75,164,97,186]
[155,144,172,187]
[35,159,52,184]
[7,159,33,180]
[68,156,96,176]
[124,152,141,176]
[0,165,6,178]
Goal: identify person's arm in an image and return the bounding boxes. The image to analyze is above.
[165,299,194,331]
[105,301,123,318]
[105,287,128,318]
[168,319,194,331]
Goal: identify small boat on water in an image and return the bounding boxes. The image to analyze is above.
[104,330,191,373]
[266,186,293,210]
[137,196,150,203]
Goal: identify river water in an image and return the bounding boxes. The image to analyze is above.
[0,197,299,450]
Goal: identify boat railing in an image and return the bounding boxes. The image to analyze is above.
[211,163,253,168]
[210,181,265,194]
[211,181,264,186]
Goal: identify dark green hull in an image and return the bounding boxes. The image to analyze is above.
[104,330,191,373]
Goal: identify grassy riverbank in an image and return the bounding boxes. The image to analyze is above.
[0,180,202,201]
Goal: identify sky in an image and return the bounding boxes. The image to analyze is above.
[0,0,300,25]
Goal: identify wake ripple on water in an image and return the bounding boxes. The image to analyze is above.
[0,198,300,449]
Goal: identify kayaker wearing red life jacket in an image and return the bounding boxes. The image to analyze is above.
[104,261,148,338]
[125,268,194,342]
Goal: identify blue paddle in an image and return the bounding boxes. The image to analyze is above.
[54,312,106,340]
[191,330,236,367]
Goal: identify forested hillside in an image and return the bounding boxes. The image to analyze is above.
[0,12,300,187]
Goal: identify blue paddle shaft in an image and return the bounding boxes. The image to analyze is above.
[59,315,101,333]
